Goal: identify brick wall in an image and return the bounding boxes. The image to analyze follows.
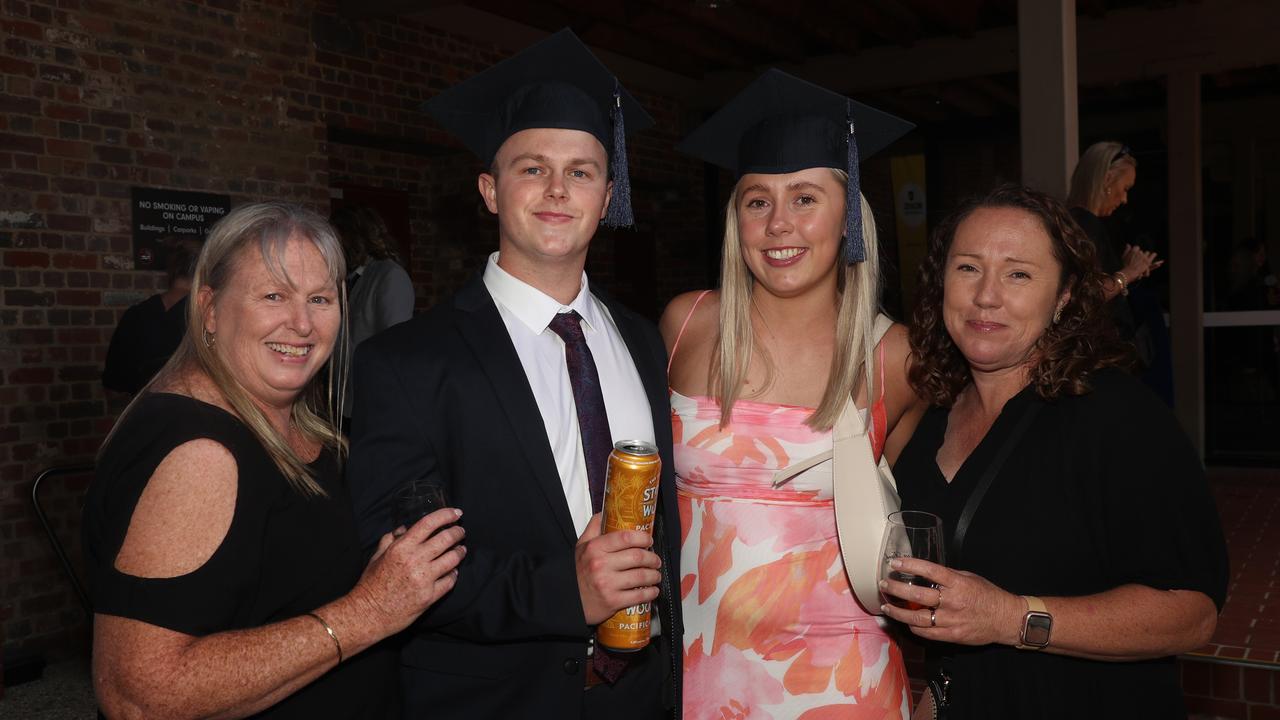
[0,0,708,663]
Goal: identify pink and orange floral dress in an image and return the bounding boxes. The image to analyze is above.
[671,297,911,720]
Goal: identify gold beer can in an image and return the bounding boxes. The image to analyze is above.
[596,440,662,652]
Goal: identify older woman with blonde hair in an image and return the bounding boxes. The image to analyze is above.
[85,202,464,719]
[663,69,921,719]
[1067,141,1161,301]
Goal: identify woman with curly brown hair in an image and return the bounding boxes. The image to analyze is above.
[879,185,1227,720]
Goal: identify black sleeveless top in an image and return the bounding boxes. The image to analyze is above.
[84,393,397,719]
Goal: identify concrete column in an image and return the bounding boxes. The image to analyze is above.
[1018,0,1078,198]
[1167,71,1205,452]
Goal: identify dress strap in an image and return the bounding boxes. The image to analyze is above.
[870,315,892,460]
[668,289,713,374]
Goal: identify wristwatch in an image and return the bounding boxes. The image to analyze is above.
[1016,595,1052,650]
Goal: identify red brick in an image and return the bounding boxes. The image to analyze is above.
[90,110,132,129]
[0,133,43,155]
[4,251,49,268]
[4,290,55,307]
[45,214,90,232]
[42,104,88,124]
[44,139,90,159]
[56,328,99,345]
[1185,696,1247,718]
[0,172,49,191]
[0,56,37,77]
[93,145,132,164]
[0,19,43,40]
[55,290,100,306]
[8,367,53,384]
[51,253,97,270]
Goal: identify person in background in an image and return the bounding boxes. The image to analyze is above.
[1066,141,1162,308]
[664,69,921,719]
[883,185,1227,719]
[329,205,415,426]
[86,202,465,719]
[1067,141,1172,402]
[102,239,200,395]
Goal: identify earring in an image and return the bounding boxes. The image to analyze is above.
[1052,306,1063,324]
[203,328,216,347]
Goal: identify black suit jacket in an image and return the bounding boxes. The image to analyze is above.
[348,274,683,719]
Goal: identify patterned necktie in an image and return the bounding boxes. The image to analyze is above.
[548,311,612,514]
[547,310,628,684]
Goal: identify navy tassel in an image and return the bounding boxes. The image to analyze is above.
[843,100,864,264]
[603,80,634,228]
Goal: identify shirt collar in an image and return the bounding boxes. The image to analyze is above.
[482,252,600,335]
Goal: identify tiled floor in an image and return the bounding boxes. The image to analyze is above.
[1194,467,1280,664]
[0,658,95,719]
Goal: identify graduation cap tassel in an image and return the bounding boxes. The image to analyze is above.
[843,100,865,264]
[603,80,634,229]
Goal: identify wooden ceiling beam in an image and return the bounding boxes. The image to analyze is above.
[697,0,1280,102]
[908,0,982,36]
[648,0,813,63]
[863,0,924,45]
[539,0,756,71]
[733,0,863,57]
[402,5,700,98]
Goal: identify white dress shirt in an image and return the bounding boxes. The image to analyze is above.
[483,253,656,536]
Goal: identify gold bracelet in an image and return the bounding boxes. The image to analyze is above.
[306,611,343,664]
[1113,272,1129,296]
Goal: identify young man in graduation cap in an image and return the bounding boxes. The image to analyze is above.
[346,29,682,719]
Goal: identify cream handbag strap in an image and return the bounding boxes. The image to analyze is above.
[834,312,900,614]
[769,314,895,489]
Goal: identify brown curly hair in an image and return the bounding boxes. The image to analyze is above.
[330,205,401,269]
[908,184,1131,406]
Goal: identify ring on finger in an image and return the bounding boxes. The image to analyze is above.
[934,587,943,608]
[929,608,937,628]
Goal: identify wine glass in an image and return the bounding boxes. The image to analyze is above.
[391,478,450,537]
[879,510,945,610]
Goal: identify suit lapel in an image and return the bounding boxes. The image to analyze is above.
[454,277,579,545]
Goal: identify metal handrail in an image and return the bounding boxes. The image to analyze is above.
[30,462,95,618]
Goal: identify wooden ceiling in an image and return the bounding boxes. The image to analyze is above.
[334,1,1263,127]
[340,1,1175,77]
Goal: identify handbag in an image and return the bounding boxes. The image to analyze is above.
[831,381,900,615]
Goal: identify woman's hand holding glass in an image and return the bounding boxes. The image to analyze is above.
[879,557,1025,647]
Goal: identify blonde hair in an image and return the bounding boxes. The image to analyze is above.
[102,202,349,496]
[713,169,881,431]
[1067,141,1137,215]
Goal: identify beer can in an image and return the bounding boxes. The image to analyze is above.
[596,440,662,652]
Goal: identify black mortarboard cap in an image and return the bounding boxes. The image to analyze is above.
[422,28,654,228]
[677,69,914,263]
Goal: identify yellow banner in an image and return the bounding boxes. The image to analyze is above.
[891,154,928,310]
